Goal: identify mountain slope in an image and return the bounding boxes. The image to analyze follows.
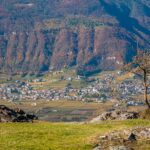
[0,0,150,74]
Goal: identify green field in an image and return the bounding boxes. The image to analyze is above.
[0,120,150,150]
[0,69,88,90]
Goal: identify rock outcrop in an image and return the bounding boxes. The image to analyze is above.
[0,105,37,122]
[90,111,140,123]
[93,127,150,150]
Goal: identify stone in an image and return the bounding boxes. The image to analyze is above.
[128,133,136,141]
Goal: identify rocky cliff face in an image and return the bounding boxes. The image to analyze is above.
[0,0,150,74]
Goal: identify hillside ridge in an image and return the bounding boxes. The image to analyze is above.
[0,0,150,74]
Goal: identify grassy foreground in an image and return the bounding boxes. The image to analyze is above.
[0,120,150,150]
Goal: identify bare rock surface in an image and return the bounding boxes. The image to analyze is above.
[0,105,38,122]
[93,127,150,150]
[90,111,140,123]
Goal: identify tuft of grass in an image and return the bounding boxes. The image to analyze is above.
[0,120,150,150]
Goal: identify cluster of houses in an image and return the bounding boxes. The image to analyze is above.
[0,74,149,106]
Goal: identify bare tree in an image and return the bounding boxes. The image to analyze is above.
[125,50,150,109]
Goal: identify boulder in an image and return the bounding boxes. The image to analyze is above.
[128,133,136,141]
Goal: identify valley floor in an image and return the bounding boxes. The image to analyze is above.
[0,100,115,122]
[0,120,150,150]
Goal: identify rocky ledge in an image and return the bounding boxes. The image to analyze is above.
[90,111,140,123]
[93,127,150,150]
[0,105,38,122]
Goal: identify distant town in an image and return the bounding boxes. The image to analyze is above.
[0,71,149,107]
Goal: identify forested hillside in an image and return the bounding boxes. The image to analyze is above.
[0,0,150,74]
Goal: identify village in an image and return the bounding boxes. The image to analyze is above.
[0,72,149,107]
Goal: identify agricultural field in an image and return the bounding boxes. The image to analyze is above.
[0,69,88,90]
[0,72,39,84]
[0,100,115,122]
[30,69,88,90]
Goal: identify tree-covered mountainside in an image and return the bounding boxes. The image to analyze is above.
[0,0,150,74]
